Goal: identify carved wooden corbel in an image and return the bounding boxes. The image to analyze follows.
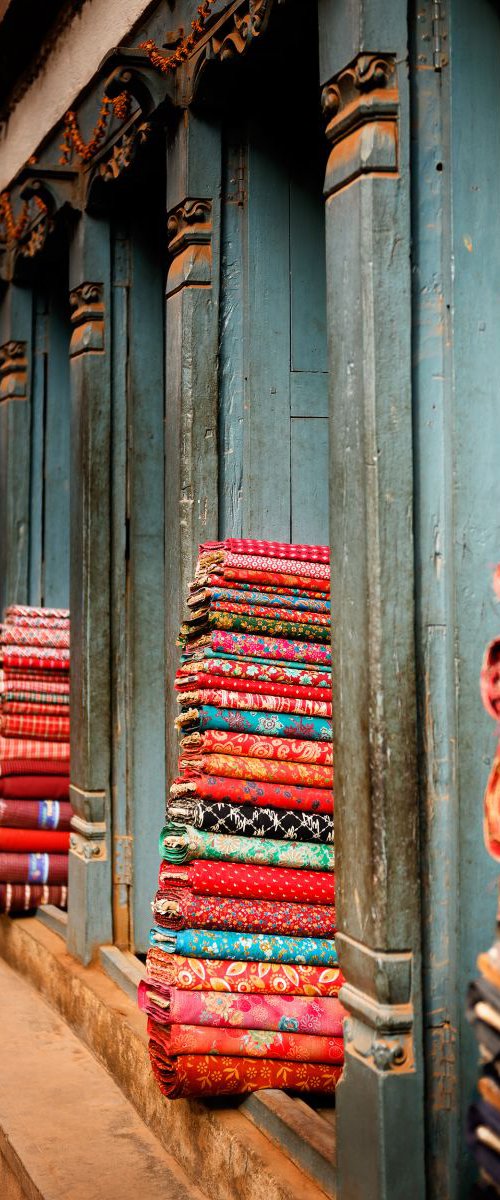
[166,199,212,296]
[0,340,28,402]
[69,282,105,357]
[322,52,399,198]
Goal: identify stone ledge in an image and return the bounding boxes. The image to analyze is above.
[0,916,332,1200]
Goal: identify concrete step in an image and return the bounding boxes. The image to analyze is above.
[0,956,208,1200]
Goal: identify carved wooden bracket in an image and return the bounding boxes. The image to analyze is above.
[166,199,212,297]
[0,340,28,402]
[322,53,399,198]
[172,0,275,105]
[97,121,151,183]
[69,283,105,357]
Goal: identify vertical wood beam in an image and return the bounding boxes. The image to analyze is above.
[0,284,32,614]
[67,215,112,963]
[318,1,426,1194]
[165,113,221,783]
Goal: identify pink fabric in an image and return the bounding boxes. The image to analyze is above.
[200,540,330,564]
[138,979,346,1035]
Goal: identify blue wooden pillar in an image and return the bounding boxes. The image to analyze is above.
[0,283,32,615]
[318,0,426,1194]
[67,214,113,963]
[164,112,221,782]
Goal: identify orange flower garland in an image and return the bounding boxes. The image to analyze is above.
[59,91,131,165]
[140,0,217,74]
[0,193,47,245]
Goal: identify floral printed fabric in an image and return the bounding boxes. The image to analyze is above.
[138,979,346,1034]
[159,859,335,905]
[177,705,332,743]
[200,538,330,564]
[159,822,335,870]
[171,773,333,813]
[220,567,330,594]
[145,947,344,995]
[149,1042,341,1098]
[210,601,330,628]
[0,625,69,649]
[188,609,331,645]
[206,576,327,600]
[148,1017,343,1064]
[153,887,336,938]
[180,728,333,765]
[177,656,331,689]
[149,926,338,967]
[177,687,332,718]
[177,673,331,702]
[177,754,332,788]
[189,629,331,667]
[195,586,330,615]
[167,798,334,843]
[220,552,330,580]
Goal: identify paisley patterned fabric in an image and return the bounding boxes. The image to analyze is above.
[149,925,338,967]
[159,822,335,870]
[158,860,335,905]
[177,656,331,689]
[192,586,330,615]
[176,705,332,743]
[171,773,333,813]
[186,629,331,667]
[138,979,346,1034]
[167,798,334,843]
[177,687,332,718]
[145,946,344,996]
[153,887,336,937]
[183,609,331,645]
[148,1017,343,1064]
[177,754,333,788]
[179,728,334,766]
[149,1041,341,1098]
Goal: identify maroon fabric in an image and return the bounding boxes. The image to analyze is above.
[0,798,72,829]
[0,775,70,799]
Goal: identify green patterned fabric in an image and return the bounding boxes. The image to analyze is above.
[159,821,335,871]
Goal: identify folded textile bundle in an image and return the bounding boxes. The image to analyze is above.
[0,607,71,910]
[142,539,341,1100]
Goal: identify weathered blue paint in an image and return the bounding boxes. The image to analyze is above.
[29,291,47,605]
[43,277,70,607]
[0,283,32,614]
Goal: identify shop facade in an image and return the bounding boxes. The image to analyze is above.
[0,0,499,1195]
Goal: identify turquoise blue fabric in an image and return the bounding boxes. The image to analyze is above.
[149,924,338,966]
[208,587,331,615]
[184,705,332,743]
[183,649,332,673]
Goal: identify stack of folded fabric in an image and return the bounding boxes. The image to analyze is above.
[0,605,70,914]
[467,594,500,1193]
[141,538,344,1100]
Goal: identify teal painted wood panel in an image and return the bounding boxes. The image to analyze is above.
[44,278,70,607]
[29,293,47,606]
[290,417,329,545]
[450,2,500,1188]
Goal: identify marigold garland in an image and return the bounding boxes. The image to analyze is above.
[59,90,131,165]
[140,0,217,74]
[0,192,47,245]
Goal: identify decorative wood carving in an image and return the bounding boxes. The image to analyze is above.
[167,0,276,105]
[322,53,398,198]
[0,340,28,402]
[166,199,212,296]
[97,121,151,183]
[69,283,105,357]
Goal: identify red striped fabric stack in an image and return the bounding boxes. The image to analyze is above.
[0,606,70,914]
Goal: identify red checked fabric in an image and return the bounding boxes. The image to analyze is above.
[158,860,335,905]
[0,715,69,740]
[0,626,70,649]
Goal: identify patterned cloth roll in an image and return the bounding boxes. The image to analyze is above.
[0,883,67,913]
[176,705,332,743]
[0,715,70,740]
[199,539,330,565]
[182,610,331,645]
[186,629,331,666]
[167,798,334,843]
[177,673,331,701]
[171,774,333,813]
[147,1017,343,1064]
[159,823,334,870]
[138,979,346,1033]
[177,754,333,788]
[177,658,331,689]
[0,851,68,884]
[0,798,72,829]
[0,626,70,649]
[216,567,330,593]
[149,1042,341,1098]
[177,688,332,718]
[145,947,344,996]
[191,586,330,614]
[154,888,336,938]
[149,926,338,967]
[180,728,333,766]
[158,859,335,905]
